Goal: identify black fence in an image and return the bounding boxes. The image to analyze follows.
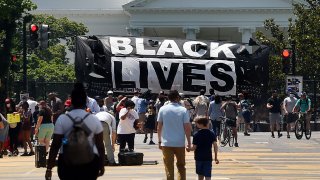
[13,81,74,102]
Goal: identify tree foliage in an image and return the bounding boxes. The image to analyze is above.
[256,0,320,87]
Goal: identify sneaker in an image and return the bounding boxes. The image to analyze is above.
[28,151,35,156]
[149,140,155,145]
[8,152,13,157]
[108,162,119,166]
[13,150,19,156]
[21,152,29,156]
[143,137,147,143]
[2,150,8,155]
[234,143,239,147]
[287,134,290,139]
[271,134,275,138]
[244,132,251,136]
[278,133,283,138]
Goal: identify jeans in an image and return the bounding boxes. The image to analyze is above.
[101,122,115,163]
[161,146,186,180]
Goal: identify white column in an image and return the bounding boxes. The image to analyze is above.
[183,27,200,40]
[126,27,144,36]
[238,27,256,53]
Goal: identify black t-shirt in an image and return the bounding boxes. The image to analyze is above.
[267,97,282,113]
[193,129,217,161]
[39,109,52,124]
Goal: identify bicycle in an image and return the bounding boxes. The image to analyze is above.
[220,117,235,147]
[294,112,312,140]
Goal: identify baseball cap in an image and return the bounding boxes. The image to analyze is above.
[64,99,72,107]
[300,92,307,96]
[107,90,113,95]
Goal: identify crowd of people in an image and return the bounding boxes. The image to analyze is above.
[0,84,314,180]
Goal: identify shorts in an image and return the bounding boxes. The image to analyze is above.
[38,123,54,140]
[226,119,237,128]
[269,113,281,124]
[284,113,298,124]
[196,160,212,177]
[242,111,251,124]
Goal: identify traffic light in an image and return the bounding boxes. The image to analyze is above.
[40,24,50,49]
[29,24,39,49]
[281,49,291,74]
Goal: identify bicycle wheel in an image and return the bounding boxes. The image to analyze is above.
[228,128,234,147]
[220,129,230,147]
[294,120,303,140]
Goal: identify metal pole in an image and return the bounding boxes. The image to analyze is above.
[291,41,296,76]
[23,17,28,92]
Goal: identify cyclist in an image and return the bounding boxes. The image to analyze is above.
[293,92,311,135]
[283,89,298,138]
[221,96,239,147]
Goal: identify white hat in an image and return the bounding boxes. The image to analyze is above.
[107,90,113,95]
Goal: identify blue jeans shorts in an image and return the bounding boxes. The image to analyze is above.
[196,160,212,177]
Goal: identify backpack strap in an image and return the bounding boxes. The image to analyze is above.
[65,113,91,125]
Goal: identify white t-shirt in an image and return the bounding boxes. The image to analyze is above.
[27,99,38,114]
[95,111,117,133]
[117,108,139,134]
[54,109,103,155]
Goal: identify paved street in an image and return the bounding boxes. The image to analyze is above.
[0,132,320,180]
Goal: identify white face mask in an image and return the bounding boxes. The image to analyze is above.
[6,104,10,108]
[289,94,294,98]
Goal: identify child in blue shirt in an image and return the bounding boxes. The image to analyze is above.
[188,116,219,180]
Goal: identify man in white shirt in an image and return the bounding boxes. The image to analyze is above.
[283,90,298,138]
[131,90,140,111]
[96,111,117,165]
[27,97,38,114]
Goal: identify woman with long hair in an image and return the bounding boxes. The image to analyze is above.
[35,100,54,152]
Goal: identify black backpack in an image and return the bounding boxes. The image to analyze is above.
[63,113,94,165]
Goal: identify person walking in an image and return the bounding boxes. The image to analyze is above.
[208,95,223,140]
[144,103,156,145]
[95,110,117,165]
[187,116,219,180]
[239,93,253,136]
[46,83,105,180]
[283,90,298,138]
[267,90,283,138]
[34,101,54,153]
[157,90,191,180]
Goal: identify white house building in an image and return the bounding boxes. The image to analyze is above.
[32,0,297,53]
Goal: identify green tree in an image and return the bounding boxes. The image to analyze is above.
[13,14,89,82]
[256,0,320,90]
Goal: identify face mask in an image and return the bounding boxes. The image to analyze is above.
[290,94,294,98]
[6,104,10,108]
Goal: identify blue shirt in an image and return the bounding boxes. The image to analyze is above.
[208,101,223,121]
[157,103,190,147]
[136,98,148,114]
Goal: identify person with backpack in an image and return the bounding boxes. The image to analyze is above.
[293,92,312,135]
[46,83,105,180]
[221,96,239,147]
